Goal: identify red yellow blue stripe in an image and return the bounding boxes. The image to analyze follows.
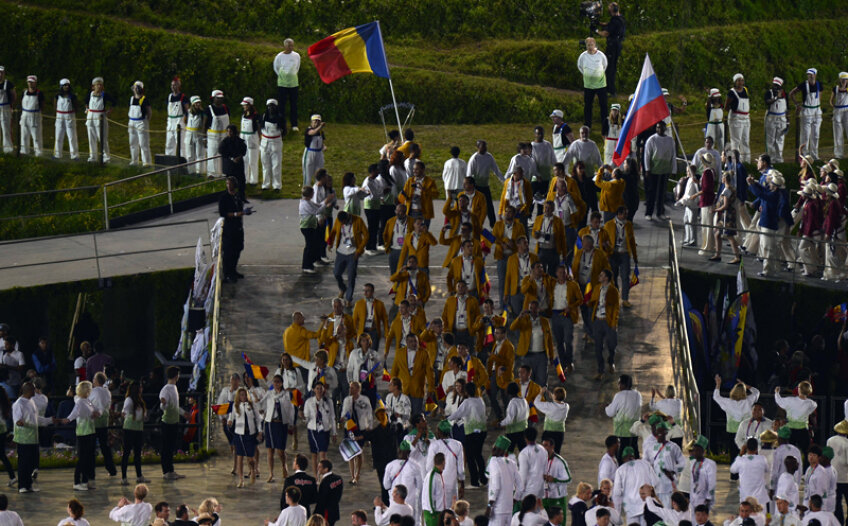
[308,22,391,84]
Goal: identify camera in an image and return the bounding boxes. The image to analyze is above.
[578,0,603,48]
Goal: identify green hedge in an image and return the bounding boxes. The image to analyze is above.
[16,0,848,41]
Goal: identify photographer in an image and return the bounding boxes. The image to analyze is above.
[597,2,625,97]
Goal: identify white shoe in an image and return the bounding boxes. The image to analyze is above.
[73,483,88,491]
[365,250,378,256]
[302,268,316,274]
[292,126,300,132]
[7,477,16,487]
[377,245,386,251]
[320,257,331,264]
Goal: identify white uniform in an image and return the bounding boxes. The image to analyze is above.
[442,157,468,194]
[803,511,840,526]
[835,84,848,158]
[771,443,802,490]
[268,505,307,526]
[85,91,110,162]
[260,113,284,190]
[206,106,229,175]
[184,110,206,174]
[19,89,43,156]
[771,512,801,526]
[302,132,325,187]
[543,453,571,501]
[645,498,693,526]
[241,113,260,184]
[488,456,522,526]
[517,443,547,499]
[165,94,187,156]
[341,394,373,433]
[765,90,788,162]
[426,437,465,500]
[384,458,424,526]
[798,81,824,159]
[775,393,817,430]
[0,79,12,153]
[776,472,799,509]
[727,87,751,162]
[706,107,724,151]
[604,120,621,166]
[585,507,621,526]
[805,464,838,512]
[730,453,770,504]
[54,93,79,159]
[531,140,557,181]
[127,96,151,166]
[712,387,760,435]
[689,457,717,509]
[598,452,618,487]
[551,123,571,163]
[505,154,538,181]
[612,458,660,519]
[422,467,448,515]
[734,417,774,450]
[646,440,685,507]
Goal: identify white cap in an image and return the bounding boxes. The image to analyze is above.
[732,73,744,82]
[549,109,564,118]
[708,88,720,97]
[26,75,37,83]
[211,89,224,98]
[91,77,104,85]
[310,114,322,121]
[807,68,818,76]
[59,78,70,86]
[827,183,839,195]
[133,80,144,89]
[240,96,254,106]
[610,103,621,111]
[661,88,669,96]
[266,98,278,106]
[773,77,784,86]
[190,95,201,105]
[840,72,848,80]
[0,66,5,72]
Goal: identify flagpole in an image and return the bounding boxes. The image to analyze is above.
[388,77,404,135]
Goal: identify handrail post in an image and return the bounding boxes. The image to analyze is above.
[102,185,109,231]
[167,171,174,215]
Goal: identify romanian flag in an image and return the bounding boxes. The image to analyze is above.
[483,324,495,346]
[630,264,640,288]
[382,368,392,382]
[528,403,539,423]
[290,389,304,407]
[344,412,358,432]
[315,368,327,385]
[480,229,496,256]
[375,393,386,409]
[436,385,447,401]
[308,22,391,84]
[242,353,269,380]
[480,267,491,299]
[826,303,848,322]
[465,357,475,382]
[553,356,567,382]
[583,282,593,304]
[211,403,230,415]
[424,395,437,414]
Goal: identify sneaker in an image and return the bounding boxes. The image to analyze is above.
[121,478,130,486]
[31,486,40,492]
[365,250,378,256]
[302,268,316,274]
[73,483,89,491]
[377,245,386,251]
[137,476,151,483]
[173,472,186,479]
[18,488,32,494]
[468,483,481,489]
[7,477,16,487]
[320,257,331,265]
[645,215,653,221]
[163,472,178,480]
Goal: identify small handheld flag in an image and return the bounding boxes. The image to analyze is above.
[325,224,331,245]
[344,412,358,432]
[242,353,269,380]
[630,264,640,288]
[553,356,567,382]
[528,403,539,423]
[381,368,392,382]
[290,389,304,407]
[211,403,230,415]
[375,393,386,409]
[465,357,475,382]
[480,267,492,299]
[424,395,437,414]
[583,282,593,304]
[436,385,447,401]
[826,303,848,322]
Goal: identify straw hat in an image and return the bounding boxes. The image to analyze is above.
[834,420,848,435]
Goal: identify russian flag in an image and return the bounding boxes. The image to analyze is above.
[612,55,670,166]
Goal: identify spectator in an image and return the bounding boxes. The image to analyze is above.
[173,504,198,526]
[577,38,608,131]
[85,342,113,382]
[0,337,24,392]
[0,494,23,526]
[32,336,56,390]
[61,498,90,526]
[597,2,625,97]
[109,484,153,526]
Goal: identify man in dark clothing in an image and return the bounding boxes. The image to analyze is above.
[282,454,318,514]
[315,459,344,526]
[173,504,198,526]
[218,176,251,283]
[357,407,398,505]
[598,2,625,96]
[219,124,248,201]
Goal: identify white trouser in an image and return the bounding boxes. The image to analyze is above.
[19,112,42,156]
[824,232,846,281]
[706,123,723,152]
[184,131,206,174]
[604,138,617,166]
[737,200,752,232]
[302,149,324,187]
[761,225,780,276]
[777,219,795,270]
[86,117,110,162]
[799,111,822,159]
[54,116,79,159]
[683,207,698,245]
[261,137,283,190]
[728,114,751,162]
[489,513,511,526]
[745,210,762,255]
[243,134,260,184]
[207,131,225,175]
[128,120,151,165]
[698,206,715,255]
[0,106,12,153]
[834,108,848,158]
[799,233,822,276]
[765,114,787,163]
[165,122,181,157]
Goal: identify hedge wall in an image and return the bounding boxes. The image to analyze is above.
[0,268,194,393]
[17,0,848,41]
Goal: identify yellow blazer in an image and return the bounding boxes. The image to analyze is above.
[504,252,539,296]
[577,226,614,257]
[547,176,587,220]
[551,279,583,323]
[603,218,638,260]
[471,312,508,353]
[595,170,626,213]
[520,274,557,312]
[521,380,542,405]
[492,220,527,261]
[410,307,428,328]
[327,215,368,257]
[419,329,446,368]
[466,191,488,229]
[443,199,483,238]
[389,268,431,305]
[385,314,426,357]
[320,334,354,368]
[390,345,434,399]
[352,298,389,338]
[399,176,438,219]
[486,339,516,390]
[498,176,534,217]
[446,255,486,295]
[283,324,320,362]
[531,214,567,255]
[441,295,481,334]
[590,283,621,328]
[399,230,439,269]
[440,348,490,390]
[509,314,555,358]
[571,248,611,288]
[383,216,412,253]
[439,230,482,267]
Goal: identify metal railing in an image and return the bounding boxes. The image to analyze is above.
[666,220,702,440]
[0,155,222,232]
[205,234,223,450]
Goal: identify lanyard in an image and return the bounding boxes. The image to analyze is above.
[692,459,703,484]
[653,442,668,462]
[392,459,409,483]
[746,419,761,437]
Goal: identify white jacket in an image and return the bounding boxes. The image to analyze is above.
[227,402,263,435]
[263,389,295,424]
[303,395,336,435]
[341,394,373,431]
[518,443,548,499]
[487,456,522,515]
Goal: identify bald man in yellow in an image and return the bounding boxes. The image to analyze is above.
[283,311,321,362]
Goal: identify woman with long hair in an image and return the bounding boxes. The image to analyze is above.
[710,171,741,264]
[275,353,304,450]
[444,378,467,443]
[0,388,15,483]
[263,374,294,482]
[511,495,544,526]
[227,387,263,487]
[243,371,266,478]
[57,381,100,490]
[59,498,90,526]
[120,381,149,485]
